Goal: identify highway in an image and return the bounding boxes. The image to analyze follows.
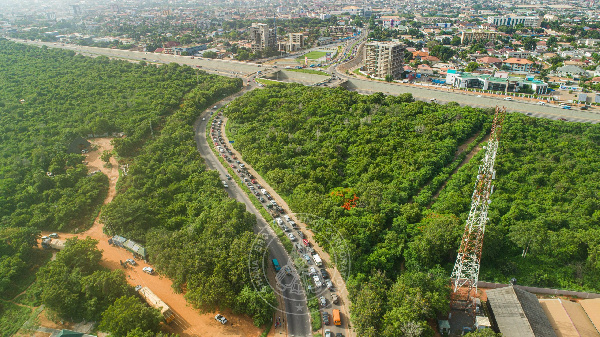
[13,38,600,123]
[193,83,312,337]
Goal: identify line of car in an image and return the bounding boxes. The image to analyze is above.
[211,110,344,336]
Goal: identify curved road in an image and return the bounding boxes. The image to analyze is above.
[193,85,312,337]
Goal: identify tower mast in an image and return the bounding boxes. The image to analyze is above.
[450,106,506,310]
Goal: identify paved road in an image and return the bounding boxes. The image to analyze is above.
[193,85,312,337]
[17,38,598,123]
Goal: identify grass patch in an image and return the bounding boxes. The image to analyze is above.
[310,308,322,331]
[259,322,272,337]
[286,69,330,76]
[298,51,327,60]
[0,300,32,337]
[255,78,281,86]
[1,249,51,301]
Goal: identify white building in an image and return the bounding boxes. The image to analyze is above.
[249,23,277,52]
[487,15,542,28]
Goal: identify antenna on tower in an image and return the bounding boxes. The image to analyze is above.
[450,106,506,313]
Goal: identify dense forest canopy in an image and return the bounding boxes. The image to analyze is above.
[0,38,274,329]
[223,83,600,335]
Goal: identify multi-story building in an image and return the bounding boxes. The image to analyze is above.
[487,15,542,28]
[460,30,500,44]
[503,58,534,72]
[249,23,277,52]
[364,42,405,79]
[288,33,304,51]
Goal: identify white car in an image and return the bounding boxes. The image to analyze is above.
[275,217,283,225]
[221,181,228,188]
[215,314,228,324]
[261,189,268,195]
[503,97,512,101]
[142,267,154,274]
[537,101,546,105]
[283,215,291,222]
[288,233,296,241]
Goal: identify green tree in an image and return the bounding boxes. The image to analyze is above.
[203,51,218,59]
[99,296,162,337]
[101,150,112,164]
[465,62,479,72]
[385,74,394,82]
[235,285,277,327]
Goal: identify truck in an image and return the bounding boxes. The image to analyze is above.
[332,309,341,326]
[272,258,281,271]
[137,286,175,324]
[41,238,65,250]
[312,253,323,267]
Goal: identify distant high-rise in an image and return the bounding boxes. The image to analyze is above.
[249,23,277,52]
[69,5,81,16]
[364,42,405,80]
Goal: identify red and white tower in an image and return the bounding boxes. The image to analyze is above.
[451,107,506,310]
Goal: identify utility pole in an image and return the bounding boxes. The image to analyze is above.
[450,106,506,313]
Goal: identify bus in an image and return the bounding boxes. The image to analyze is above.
[272,258,281,271]
[332,309,341,326]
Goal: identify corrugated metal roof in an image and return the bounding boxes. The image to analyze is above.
[123,239,147,257]
[487,286,557,337]
[581,299,600,334]
[540,299,599,337]
[112,235,127,244]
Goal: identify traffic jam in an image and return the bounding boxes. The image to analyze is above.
[210,108,344,334]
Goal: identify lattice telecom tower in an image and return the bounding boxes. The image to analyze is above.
[451,106,506,310]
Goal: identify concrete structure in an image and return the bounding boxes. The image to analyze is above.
[486,286,557,337]
[249,23,277,52]
[580,299,600,333]
[285,33,304,52]
[171,45,207,56]
[364,42,405,80]
[461,30,500,44]
[488,15,542,28]
[539,299,599,337]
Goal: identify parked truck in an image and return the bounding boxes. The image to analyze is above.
[312,253,323,267]
[41,238,65,250]
[137,286,175,324]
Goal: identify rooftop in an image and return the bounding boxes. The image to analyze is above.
[539,299,599,337]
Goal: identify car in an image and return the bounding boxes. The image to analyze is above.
[282,226,290,232]
[126,258,137,266]
[288,233,296,241]
[215,314,228,324]
[259,197,265,203]
[49,233,59,238]
[213,106,218,109]
[503,97,512,101]
[320,296,327,307]
[322,312,330,325]
[275,217,283,225]
[335,333,344,337]
[283,215,291,221]
[225,174,231,180]
[289,220,297,228]
[239,164,245,168]
[296,231,305,239]
[309,267,318,275]
[581,105,589,110]
[270,200,278,206]
[326,280,334,290]
[254,191,260,196]
[284,266,292,275]
[429,98,436,102]
[331,293,339,304]
[251,179,257,184]
[325,329,332,337]
[321,268,329,279]
[537,101,546,105]
[202,117,205,121]
[231,164,236,168]
[559,117,568,121]
[142,267,154,274]
[303,254,312,264]
[221,181,228,188]
[476,95,482,97]
[261,189,268,195]
[562,105,571,109]
[526,112,532,116]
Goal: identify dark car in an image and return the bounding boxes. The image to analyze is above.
[322,311,330,325]
[321,268,329,280]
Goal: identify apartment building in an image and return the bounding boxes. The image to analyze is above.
[487,15,542,28]
[460,30,500,44]
[364,42,405,79]
[249,23,277,52]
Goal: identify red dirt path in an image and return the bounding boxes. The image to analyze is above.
[39,138,264,337]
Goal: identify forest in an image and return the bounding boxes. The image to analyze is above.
[0,38,274,333]
[223,83,600,335]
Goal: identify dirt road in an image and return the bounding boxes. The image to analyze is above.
[39,138,263,337]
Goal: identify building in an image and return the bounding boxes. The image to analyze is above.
[249,23,277,52]
[487,15,542,28]
[556,65,588,77]
[503,58,534,72]
[580,298,600,332]
[171,45,207,56]
[446,70,548,94]
[461,30,500,44]
[364,42,405,80]
[486,286,557,337]
[539,299,600,337]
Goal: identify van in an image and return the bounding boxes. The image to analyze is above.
[272,258,281,271]
[332,309,341,326]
